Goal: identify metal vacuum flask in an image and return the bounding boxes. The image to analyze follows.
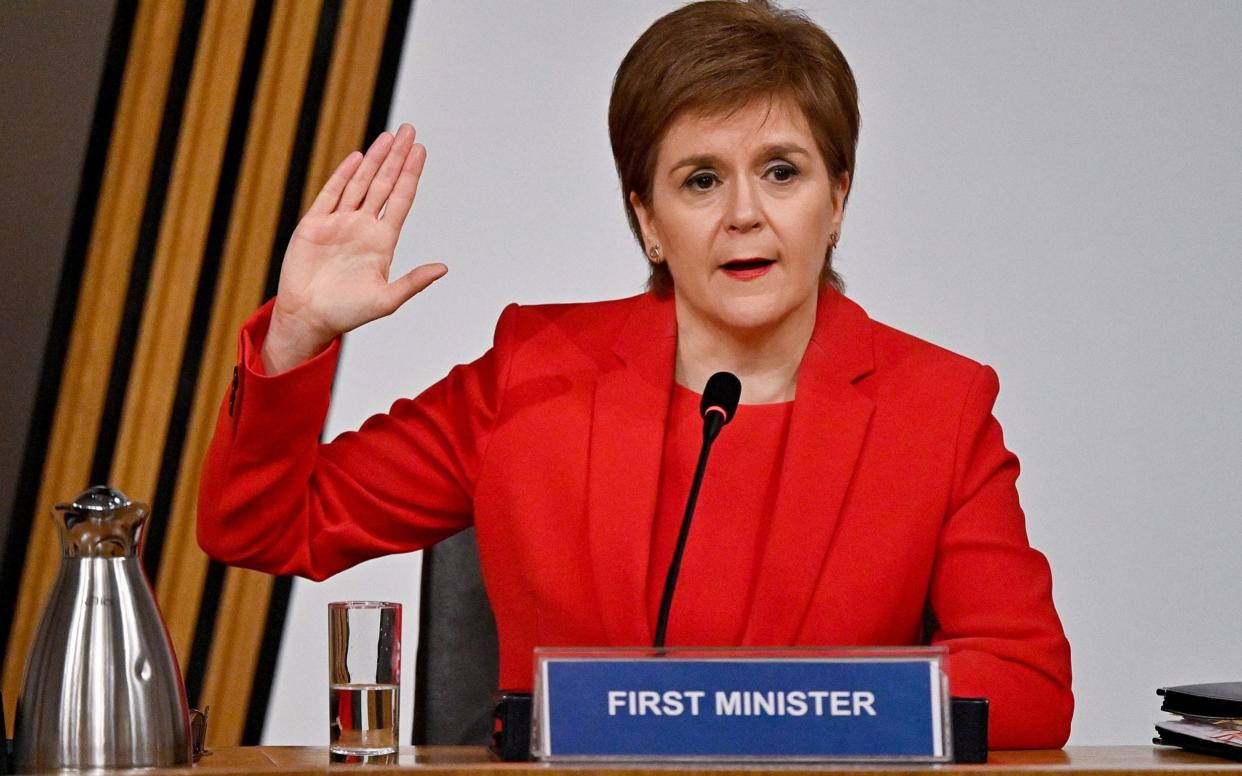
[13,486,191,771]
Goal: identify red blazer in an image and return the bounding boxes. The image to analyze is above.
[198,288,1072,749]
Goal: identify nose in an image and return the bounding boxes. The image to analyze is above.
[726,177,763,233]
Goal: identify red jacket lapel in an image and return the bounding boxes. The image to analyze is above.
[743,289,876,645]
[586,294,676,646]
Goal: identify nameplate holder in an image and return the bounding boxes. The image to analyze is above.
[532,646,951,762]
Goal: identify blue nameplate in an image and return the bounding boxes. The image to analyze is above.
[532,648,950,761]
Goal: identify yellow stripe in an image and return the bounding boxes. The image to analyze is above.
[110,0,257,507]
[305,0,394,216]
[200,570,276,746]
[1,0,186,735]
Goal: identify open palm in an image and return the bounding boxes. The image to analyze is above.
[265,123,446,373]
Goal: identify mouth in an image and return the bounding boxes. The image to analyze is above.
[720,257,776,280]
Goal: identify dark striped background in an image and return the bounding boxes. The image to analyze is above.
[0,0,413,746]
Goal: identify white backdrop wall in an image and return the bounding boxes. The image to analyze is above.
[263,0,1242,746]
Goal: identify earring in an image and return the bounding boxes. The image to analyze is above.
[829,231,840,248]
[647,244,662,261]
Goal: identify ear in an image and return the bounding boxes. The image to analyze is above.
[830,172,851,231]
[629,191,659,249]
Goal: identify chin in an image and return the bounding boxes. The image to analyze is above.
[712,294,798,333]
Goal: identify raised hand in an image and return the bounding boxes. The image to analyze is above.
[263,123,447,374]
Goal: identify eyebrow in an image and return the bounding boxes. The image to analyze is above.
[668,143,813,173]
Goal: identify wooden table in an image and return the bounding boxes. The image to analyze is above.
[94,746,1242,775]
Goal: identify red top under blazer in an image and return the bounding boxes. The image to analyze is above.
[197,287,1073,749]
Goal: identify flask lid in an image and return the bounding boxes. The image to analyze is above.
[53,485,148,558]
[62,484,133,513]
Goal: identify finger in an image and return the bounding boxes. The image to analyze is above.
[380,262,448,315]
[339,131,394,212]
[363,124,415,216]
[308,151,363,216]
[380,142,427,229]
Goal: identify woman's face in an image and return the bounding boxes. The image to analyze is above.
[631,96,848,337]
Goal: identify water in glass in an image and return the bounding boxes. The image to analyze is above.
[329,682,398,755]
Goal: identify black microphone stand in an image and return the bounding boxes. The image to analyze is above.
[652,372,740,648]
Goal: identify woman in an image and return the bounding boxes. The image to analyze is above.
[197,0,1072,749]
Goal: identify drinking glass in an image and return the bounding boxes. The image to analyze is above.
[328,601,401,757]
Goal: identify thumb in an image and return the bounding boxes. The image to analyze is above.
[381,262,448,315]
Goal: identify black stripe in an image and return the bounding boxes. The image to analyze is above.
[89,1,207,486]
[143,0,276,579]
[412,543,436,745]
[241,574,292,744]
[364,0,414,143]
[0,0,137,678]
[184,559,226,708]
[261,0,342,303]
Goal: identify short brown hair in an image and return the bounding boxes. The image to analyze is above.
[609,0,860,294]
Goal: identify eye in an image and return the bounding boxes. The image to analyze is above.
[766,163,799,183]
[683,171,718,191]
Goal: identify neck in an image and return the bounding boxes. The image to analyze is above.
[674,293,818,404]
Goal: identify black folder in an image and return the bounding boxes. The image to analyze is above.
[1154,682,1242,763]
[1159,682,1242,719]
[1154,723,1242,763]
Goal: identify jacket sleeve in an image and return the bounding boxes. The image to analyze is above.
[930,364,1074,749]
[196,299,517,581]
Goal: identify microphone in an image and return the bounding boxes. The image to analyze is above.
[653,371,742,648]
